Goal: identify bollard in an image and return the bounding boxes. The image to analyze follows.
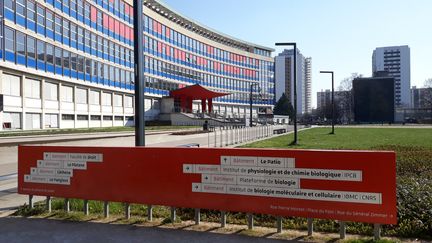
[28,195,34,209]
[170,207,176,222]
[64,198,70,212]
[125,203,130,219]
[46,196,51,212]
[374,224,381,240]
[307,218,313,236]
[247,213,254,230]
[339,221,346,239]
[220,211,227,228]
[104,201,109,218]
[147,205,153,221]
[194,208,200,225]
[276,216,283,233]
[83,199,89,215]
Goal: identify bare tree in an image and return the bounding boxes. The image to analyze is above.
[424,79,432,122]
[337,73,363,123]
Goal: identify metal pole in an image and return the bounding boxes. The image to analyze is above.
[133,0,145,146]
[250,84,253,127]
[331,72,335,134]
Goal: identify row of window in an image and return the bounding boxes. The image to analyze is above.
[4,0,134,69]
[4,27,134,89]
[145,15,262,69]
[2,73,134,107]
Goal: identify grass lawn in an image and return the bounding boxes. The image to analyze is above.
[241,127,432,239]
[241,127,432,150]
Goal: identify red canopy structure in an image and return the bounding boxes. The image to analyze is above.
[170,84,229,113]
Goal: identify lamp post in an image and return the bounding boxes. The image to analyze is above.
[249,83,259,127]
[320,71,335,134]
[275,42,297,145]
[133,0,145,146]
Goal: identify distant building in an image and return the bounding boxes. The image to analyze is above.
[316,90,350,110]
[353,77,395,123]
[275,49,312,115]
[372,45,411,108]
[411,86,432,109]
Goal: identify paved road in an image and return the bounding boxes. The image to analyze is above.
[0,217,293,243]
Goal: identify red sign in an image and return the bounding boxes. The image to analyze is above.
[18,146,397,224]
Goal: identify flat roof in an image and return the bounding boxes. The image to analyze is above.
[144,0,275,53]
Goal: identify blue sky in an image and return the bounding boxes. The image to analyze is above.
[162,0,432,107]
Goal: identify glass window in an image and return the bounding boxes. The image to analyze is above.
[76,88,87,104]
[77,55,84,73]
[16,0,25,17]
[2,73,21,96]
[36,40,44,61]
[61,86,73,102]
[54,14,61,36]
[24,78,40,99]
[62,19,70,37]
[77,0,83,16]
[89,90,100,105]
[84,2,90,19]
[55,47,62,69]
[5,27,15,52]
[46,43,54,64]
[63,50,70,69]
[27,0,36,21]
[71,53,77,71]
[46,10,53,31]
[27,36,36,59]
[70,23,77,41]
[36,4,44,25]
[5,0,14,11]
[44,82,58,101]
[16,31,26,56]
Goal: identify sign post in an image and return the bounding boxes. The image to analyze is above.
[18,146,397,225]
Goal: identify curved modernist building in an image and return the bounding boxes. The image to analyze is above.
[0,0,274,130]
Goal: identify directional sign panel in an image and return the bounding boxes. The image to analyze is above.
[18,146,397,224]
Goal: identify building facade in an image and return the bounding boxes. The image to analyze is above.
[411,86,432,109]
[275,49,311,115]
[0,0,274,130]
[372,45,410,108]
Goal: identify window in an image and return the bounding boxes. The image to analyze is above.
[27,0,36,22]
[3,112,22,129]
[102,92,112,106]
[27,36,36,59]
[115,116,123,121]
[44,82,58,100]
[54,14,62,36]
[113,94,122,107]
[2,73,21,96]
[5,27,15,53]
[25,113,41,129]
[63,50,70,69]
[16,0,25,18]
[89,90,100,105]
[46,43,54,65]
[76,88,87,104]
[103,115,112,121]
[45,114,58,128]
[36,40,45,61]
[46,9,53,31]
[61,86,73,102]
[55,47,62,70]
[62,114,74,120]
[24,78,41,99]
[91,115,101,121]
[77,115,88,120]
[124,96,133,107]
[16,31,26,56]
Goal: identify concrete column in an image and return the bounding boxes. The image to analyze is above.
[46,196,51,212]
[276,216,283,233]
[73,86,77,128]
[0,71,3,131]
[194,208,200,225]
[64,198,70,212]
[28,195,34,209]
[125,203,130,219]
[147,205,153,221]
[170,207,176,222]
[21,74,26,130]
[374,224,381,240]
[307,218,313,236]
[201,99,206,113]
[41,79,45,129]
[208,98,213,113]
[103,201,109,218]
[247,213,254,230]
[83,200,89,215]
[220,211,226,228]
[58,82,63,129]
[339,221,346,239]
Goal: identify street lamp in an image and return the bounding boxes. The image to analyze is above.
[133,0,145,146]
[320,71,335,134]
[249,83,259,127]
[275,42,297,145]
